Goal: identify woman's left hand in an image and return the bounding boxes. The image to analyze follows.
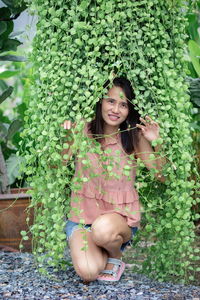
[136,116,160,142]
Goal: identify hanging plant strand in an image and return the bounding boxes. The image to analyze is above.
[21,0,200,282]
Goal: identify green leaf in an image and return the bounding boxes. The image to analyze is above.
[0,21,7,35]
[187,14,200,43]
[6,119,22,141]
[80,0,89,10]
[52,18,61,26]
[63,154,69,160]
[82,177,88,182]
[146,224,153,232]
[6,153,25,185]
[187,77,200,108]
[0,55,26,61]
[0,70,19,79]
[0,110,10,123]
[107,165,112,171]
[0,123,8,140]
[0,19,13,40]
[74,21,87,30]
[124,165,131,170]
[0,7,11,21]
[1,38,22,52]
[20,230,27,236]
[123,170,130,176]
[1,0,27,15]
[0,79,8,90]
[149,154,155,160]
[188,40,200,77]
[0,86,13,103]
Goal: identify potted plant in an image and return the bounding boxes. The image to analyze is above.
[0,0,33,252]
[0,104,33,251]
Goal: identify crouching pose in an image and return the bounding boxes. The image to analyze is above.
[63,77,165,282]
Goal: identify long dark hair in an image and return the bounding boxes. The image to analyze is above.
[89,77,140,154]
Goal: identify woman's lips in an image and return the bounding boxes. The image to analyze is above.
[108,114,120,121]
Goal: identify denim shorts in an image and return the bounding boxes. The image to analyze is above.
[65,220,138,252]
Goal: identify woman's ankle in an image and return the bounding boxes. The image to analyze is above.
[106,249,122,259]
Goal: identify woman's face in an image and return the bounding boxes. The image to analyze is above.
[101,86,129,131]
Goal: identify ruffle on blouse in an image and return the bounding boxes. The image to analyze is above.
[73,184,139,205]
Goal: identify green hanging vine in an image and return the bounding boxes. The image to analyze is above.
[21,0,200,283]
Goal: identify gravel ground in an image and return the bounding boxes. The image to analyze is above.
[0,251,200,300]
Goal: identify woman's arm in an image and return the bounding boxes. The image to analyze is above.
[135,116,166,183]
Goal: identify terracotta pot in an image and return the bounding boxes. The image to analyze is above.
[0,188,33,252]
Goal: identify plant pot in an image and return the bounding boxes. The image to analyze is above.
[0,188,33,252]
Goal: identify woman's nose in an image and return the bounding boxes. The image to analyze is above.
[112,104,120,113]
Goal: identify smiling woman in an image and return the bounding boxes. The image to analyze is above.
[63,77,166,282]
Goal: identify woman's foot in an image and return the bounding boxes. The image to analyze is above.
[97,258,126,282]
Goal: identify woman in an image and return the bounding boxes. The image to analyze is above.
[63,77,165,282]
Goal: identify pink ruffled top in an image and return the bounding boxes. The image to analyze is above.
[69,125,141,227]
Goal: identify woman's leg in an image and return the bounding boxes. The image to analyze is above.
[91,213,132,259]
[90,213,132,279]
[69,214,131,281]
[69,228,108,282]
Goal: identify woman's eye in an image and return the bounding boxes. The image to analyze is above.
[108,99,114,104]
[121,103,128,108]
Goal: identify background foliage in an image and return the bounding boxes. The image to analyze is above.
[22,0,200,283]
[0,0,28,193]
[185,1,200,238]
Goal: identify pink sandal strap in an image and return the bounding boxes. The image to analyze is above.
[97,258,126,282]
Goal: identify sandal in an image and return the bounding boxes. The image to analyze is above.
[97,257,126,282]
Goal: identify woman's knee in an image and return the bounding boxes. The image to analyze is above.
[74,259,102,282]
[91,215,118,245]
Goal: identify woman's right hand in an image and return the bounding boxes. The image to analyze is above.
[61,120,72,130]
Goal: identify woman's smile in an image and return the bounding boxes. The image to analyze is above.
[108,113,120,121]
